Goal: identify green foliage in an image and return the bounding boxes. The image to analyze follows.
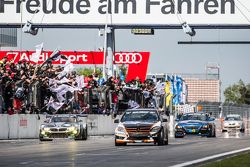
[76,67,102,77]
[119,64,127,77]
[224,80,250,105]
[202,152,250,167]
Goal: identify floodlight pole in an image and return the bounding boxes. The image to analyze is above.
[106,27,114,78]
[103,0,114,80]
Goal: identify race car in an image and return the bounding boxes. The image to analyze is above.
[114,108,169,146]
[222,114,245,132]
[175,112,216,138]
[39,115,88,141]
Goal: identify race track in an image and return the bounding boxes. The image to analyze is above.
[0,130,250,167]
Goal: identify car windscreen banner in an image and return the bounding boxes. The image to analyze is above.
[0,51,150,82]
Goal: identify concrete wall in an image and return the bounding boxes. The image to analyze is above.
[87,115,119,136]
[0,114,8,139]
[0,114,118,139]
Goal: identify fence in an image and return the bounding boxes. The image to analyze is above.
[193,102,250,129]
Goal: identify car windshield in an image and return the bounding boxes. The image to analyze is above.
[121,111,159,122]
[180,114,207,121]
[225,116,241,121]
[51,117,77,123]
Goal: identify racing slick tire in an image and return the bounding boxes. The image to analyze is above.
[82,128,88,140]
[212,129,216,137]
[207,128,216,138]
[75,127,88,140]
[157,129,165,146]
[240,128,245,133]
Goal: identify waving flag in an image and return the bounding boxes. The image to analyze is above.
[47,96,64,111]
[30,43,43,63]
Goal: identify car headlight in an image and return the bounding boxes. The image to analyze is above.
[115,125,126,135]
[202,125,208,129]
[68,127,76,131]
[151,126,161,133]
[43,127,50,131]
[68,126,76,131]
[117,126,125,133]
[224,122,229,126]
[175,125,182,129]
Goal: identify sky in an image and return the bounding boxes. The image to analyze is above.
[1,28,250,101]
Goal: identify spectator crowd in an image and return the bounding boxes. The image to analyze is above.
[0,56,162,115]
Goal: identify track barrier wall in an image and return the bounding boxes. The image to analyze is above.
[0,114,119,139]
[1,105,249,140]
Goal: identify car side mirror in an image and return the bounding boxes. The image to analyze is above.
[44,120,49,123]
[175,118,180,122]
[79,120,83,122]
[114,119,119,123]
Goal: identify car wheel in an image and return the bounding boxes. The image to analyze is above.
[75,127,83,140]
[82,128,88,140]
[157,129,164,146]
[213,128,216,137]
[207,130,212,138]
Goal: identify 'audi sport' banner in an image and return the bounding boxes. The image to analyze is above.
[0,51,150,82]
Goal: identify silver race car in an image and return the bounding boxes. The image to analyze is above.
[39,115,88,141]
[222,114,245,132]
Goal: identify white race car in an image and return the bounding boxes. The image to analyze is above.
[222,114,245,132]
[39,115,88,141]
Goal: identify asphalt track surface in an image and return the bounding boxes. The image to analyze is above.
[0,130,250,167]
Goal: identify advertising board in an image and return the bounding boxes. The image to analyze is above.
[0,51,150,82]
[0,0,249,27]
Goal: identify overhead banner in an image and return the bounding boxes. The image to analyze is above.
[0,0,250,26]
[0,51,150,82]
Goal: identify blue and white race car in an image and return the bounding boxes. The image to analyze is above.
[175,112,216,138]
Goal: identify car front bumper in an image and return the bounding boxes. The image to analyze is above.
[115,132,159,144]
[40,129,80,139]
[222,126,241,131]
[175,128,210,137]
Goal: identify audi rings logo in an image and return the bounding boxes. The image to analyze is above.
[115,53,142,64]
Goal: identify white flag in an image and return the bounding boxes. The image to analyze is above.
[47,96,64,111]
[76,75,85,89]
[59,77,70,84]
[63,59,74,73]
[155,81,166,95]
[30,43,43,63]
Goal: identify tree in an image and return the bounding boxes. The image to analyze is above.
[76,67,102,77]
[224,80,250,105]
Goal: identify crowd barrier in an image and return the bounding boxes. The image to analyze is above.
[0,114,120,139]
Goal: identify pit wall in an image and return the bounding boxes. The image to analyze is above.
[0,114,119,139]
